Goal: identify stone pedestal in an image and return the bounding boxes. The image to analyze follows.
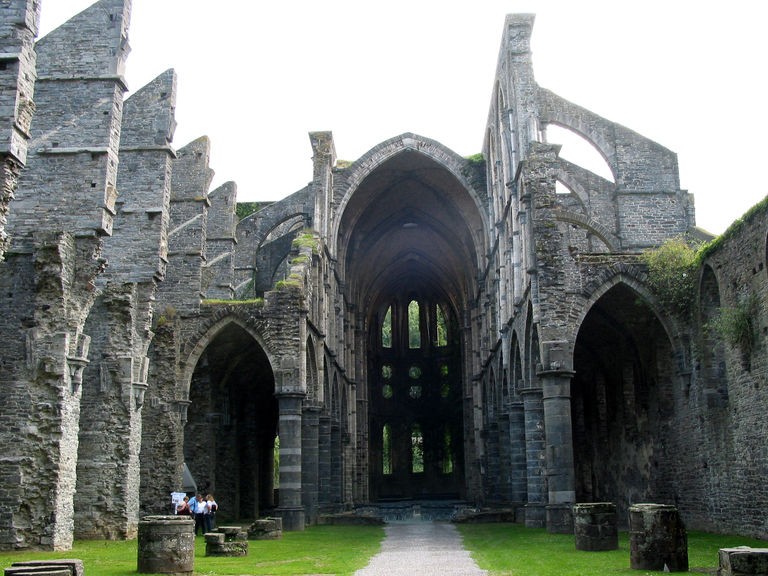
[573,502,618,551]
[248,517,283,540]
[718,547,768,575]
[205,526,248,557]
[629,504,688,572]
[137,515,194,575]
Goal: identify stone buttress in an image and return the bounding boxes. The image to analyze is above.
[0,0,131,550]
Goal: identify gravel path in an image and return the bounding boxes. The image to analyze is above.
[354,521,488,576]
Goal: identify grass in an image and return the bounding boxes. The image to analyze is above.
[0,525,384,576]
[2,523,766,576]
[457,523,768,575]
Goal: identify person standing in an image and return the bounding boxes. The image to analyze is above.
[205,494,218,533]
[191,494,206,536]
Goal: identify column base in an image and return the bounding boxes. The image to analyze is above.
[546,503,574,534]
[276,507,305,531]
[524,503,546,528]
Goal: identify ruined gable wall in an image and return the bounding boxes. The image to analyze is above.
[0,0,39,258]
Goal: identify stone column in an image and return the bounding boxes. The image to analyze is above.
[540,368,576,533]
[508,400,527,503]
[317,414,332,509]
[275,392,305,530]
[301,404,320,524]
[521,387,545,527]
[573,502,618,551]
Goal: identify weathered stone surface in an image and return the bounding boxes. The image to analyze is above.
[629,504,688,572]
[136,515,194,575]
[1,1,768,553]
[719,547,768,576]
[573,502,618,551]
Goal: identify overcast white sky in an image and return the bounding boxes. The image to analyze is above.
[40,1,767,235]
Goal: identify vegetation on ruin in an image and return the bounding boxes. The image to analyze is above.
[708,292,760,357]
[291,229,320,254]
[335,159,353,169]
[696,194,768,261]
[641,237,699,318]
[290,254,310,265]
[1,524,765,575]
[458,524,768,575]
[155,305,177,328]
[235,201,272,221]
[201,298,265,307]
[0,525,383,576]
[275,273,304,291]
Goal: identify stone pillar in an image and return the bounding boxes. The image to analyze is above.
[540,367,576,533]
[629,503,688,572]
[301,404,320,524]
[508,400,527,502]
[573,502,618,551]
[137,515,194,575]
[275,392,305,531]
[317,414,332,509]
[521,387,545,527]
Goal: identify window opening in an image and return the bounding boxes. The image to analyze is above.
[381,306,392,348]
[382,424,392,475]
[442,428,454,474]
[273,435,280,488]
[411,425,424,473]
[408,300,421,349]
[436,304,448,346]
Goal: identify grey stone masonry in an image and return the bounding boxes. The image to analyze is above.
[107,69,177,283]
[155,136,212,316]
[9,0,131,244]
[203,181,236,299]
[0,0,39,258]
[0,0,131,551]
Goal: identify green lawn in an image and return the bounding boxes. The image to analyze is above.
[457,523,767,576]
[1,523,765,576]
[0,525,384,576]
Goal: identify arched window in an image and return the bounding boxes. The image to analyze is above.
[436,304,448,347]
[408,300,421,349]
[381,305,392,348]
[382,424,392,475]
[411,424,424,473]
[442,427,454,474]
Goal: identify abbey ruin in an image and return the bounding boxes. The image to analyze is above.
[0,0,766,551]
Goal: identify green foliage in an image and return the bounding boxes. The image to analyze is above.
[290,255,310,265]
[0,525,384,576]
[458,524,767,575]
[275,273,303,291]
[291,229,320,254]
[641,237,698,317]
[697,195,768,261]
[235,201,270,221]
[155,305,177,328]
[465,152,485,166]
[708,293,759,356]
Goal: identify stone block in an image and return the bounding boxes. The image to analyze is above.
[573,502,618,551]
[10,561,83,576]
[718,547,768,575]
[629,504,688,572]
[204,532,224,544]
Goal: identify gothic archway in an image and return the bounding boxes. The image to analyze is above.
[571,282,676,524]
[184,322,277,520]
